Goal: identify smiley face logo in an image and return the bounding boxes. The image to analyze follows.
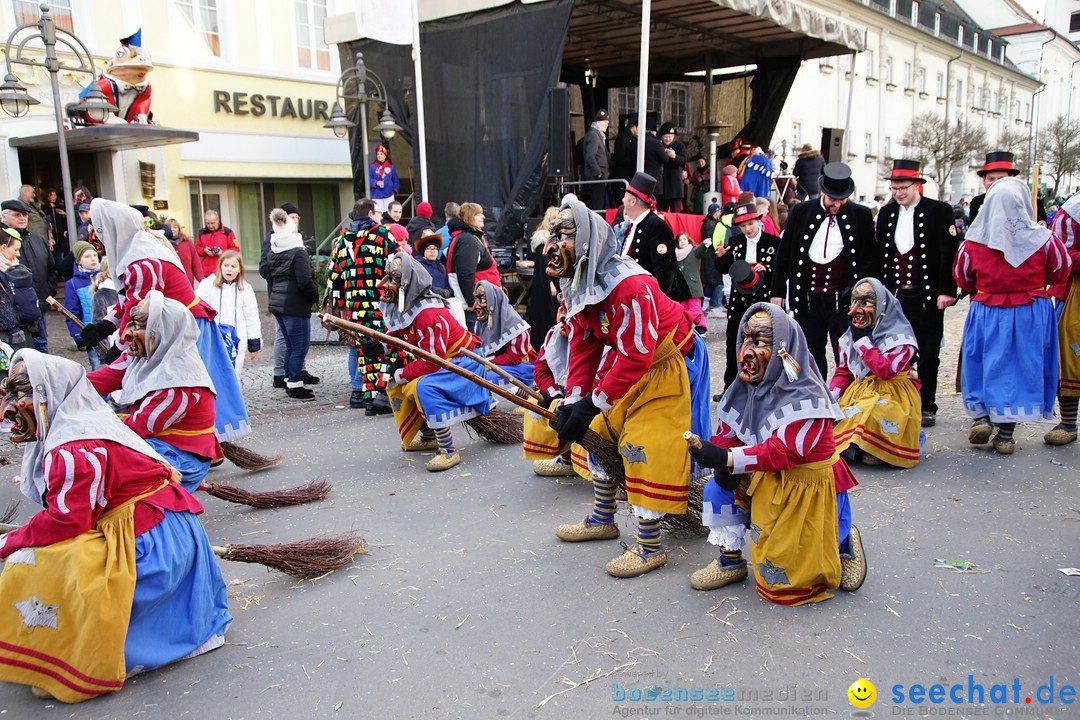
[848,678,876,708]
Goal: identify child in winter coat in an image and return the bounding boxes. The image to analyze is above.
[90,257,119,368]
[63,240,102,368]
[196,249,263,377]
[675,232,710,333]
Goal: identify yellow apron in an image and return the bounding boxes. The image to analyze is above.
[589,330,692,515]
[747,454,841,606]
[1059,280,1080,396]
[0,481,169,703]
[387,333,472,450]
[834,371,921,468]
[523,398,568,460]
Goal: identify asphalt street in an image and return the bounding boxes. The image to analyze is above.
[0,299,1077,719]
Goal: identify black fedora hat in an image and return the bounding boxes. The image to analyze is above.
[730,260,764,295]
[626,171,657,204]
[819,162,855,199]
[1,199,30,213]
[885,158,926,183]
[594,108,609,122]
[731,202,761,225]
[977,151,1020,177]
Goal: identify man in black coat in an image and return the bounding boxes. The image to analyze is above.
[612,115,638,185]
[581,109,611,211]
[769,162,877,377]
[658,122,686,212]
[618,172,685,301]
[642,120,666,194]
[714,202,781,388]
[875,159,958,427]
[968,151,1046,224]
[1,198,56,353]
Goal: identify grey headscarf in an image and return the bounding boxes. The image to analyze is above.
[837,277,917,381]
[473,279,529,356]
[11,350,168,506]
[964,176,1051,268]
[117,290,215,405]
[380,252,447,332]
[91,198,183,280]
[558,196,647,319]
[716,303,842,446]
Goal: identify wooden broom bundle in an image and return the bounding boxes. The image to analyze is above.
[220,442,284,471]
[215,532,367,579]
[0,498,19,524]
[322,315,626,484]
[0,522,365,579]
[200,479,331,509]
[465,410,524,444]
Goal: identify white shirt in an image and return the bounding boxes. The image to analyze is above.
[621,209,651,257]
[808,202,844,264]
[743,225,761,263]
[894,203,916,254]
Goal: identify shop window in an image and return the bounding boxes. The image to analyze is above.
[14,0,73,32]
[176,0,223,57]
[295,0,330,71]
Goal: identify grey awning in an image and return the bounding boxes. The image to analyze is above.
[9,124,199,152]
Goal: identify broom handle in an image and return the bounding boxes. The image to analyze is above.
[46,296,109,355]
[458,347,543,401]
[322,314,556,421]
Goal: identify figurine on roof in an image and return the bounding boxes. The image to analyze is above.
[73,29,154,125]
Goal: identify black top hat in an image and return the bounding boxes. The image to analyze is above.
[885,158,926,183]
[658,122,677,135]
[732,202,761,225]
[0,199,31,213]
[626,172,657,204]
[730,260,765,295]
[977,151,1020,177]
[819,162,855,199]
[593,108,609,122]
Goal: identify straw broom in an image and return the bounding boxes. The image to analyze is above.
[199,479,331,509]
[322,314,625,481]
[51,299,283,471]
[0,498,18,524]
[0,521,365,579]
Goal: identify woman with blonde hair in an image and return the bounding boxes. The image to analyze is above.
[446,201,501,326]
[196,249,263,376]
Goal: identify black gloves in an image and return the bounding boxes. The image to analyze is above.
[79,319,115,348]
[247,338,262,353]
[688,439,729,469]
[712,469,741,492]
[362,340,384,360]
[538,391,562,409]
[103,344,123,365]
[850,325,873,343]
[550,397,601,444]
[434,288,453,299]
[74,339,88,352]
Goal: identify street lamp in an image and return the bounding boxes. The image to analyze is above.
[324,51,403,198]
[2,3,116,249]
[699,120,731,196]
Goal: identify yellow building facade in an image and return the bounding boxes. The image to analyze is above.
[1,0,354,271]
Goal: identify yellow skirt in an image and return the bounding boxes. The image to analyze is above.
[834,371,921,468]
[588,333,692,515]
[523,399,568,460]
[747,456,841,605]
[0,499,145,702]
[1059,280,1080,396]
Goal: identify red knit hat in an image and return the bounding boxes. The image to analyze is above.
[416,201,433,218]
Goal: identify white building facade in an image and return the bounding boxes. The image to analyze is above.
[773,0,1041,203]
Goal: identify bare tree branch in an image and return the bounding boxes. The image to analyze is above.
[1036,115,1080,196]
[901,112,987,190]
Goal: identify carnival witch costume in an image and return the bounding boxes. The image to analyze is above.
[79,199,250,442]
[370,252,494,472]
[473,279,537,387]
[690,303,866,602]
[545,196,711,578]
[830,277,922,468]
[0,352,230,702]
[954,177,1072,454]
[1047,190,1080,445]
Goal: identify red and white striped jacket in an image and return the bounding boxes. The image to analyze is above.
[829,337,918,398]
[953,234,1071,308]
[104,258,216,334]
[1049,208,1080,299]
[389,307,481,383]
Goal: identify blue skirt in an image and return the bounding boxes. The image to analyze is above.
[961,299,1058,422]
[484,361,535,388]
[417,355,494,429]
[196,317,251,441]
[686,333,713,481]
[836,491,851,548]
[126,510,232,674]
[146,438,211,494]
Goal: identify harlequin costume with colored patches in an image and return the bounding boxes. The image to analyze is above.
[473,279,537,388]
[1046,192,1080,445]
[87,291,223,493]
[0,352,230,703]
[691,303,866,603]
[545,196,711,578]
[830,278,922,468]
[82,200,250,442]
[327,216,396,408]
[953,178,1072,454]
[372,253,493,472]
